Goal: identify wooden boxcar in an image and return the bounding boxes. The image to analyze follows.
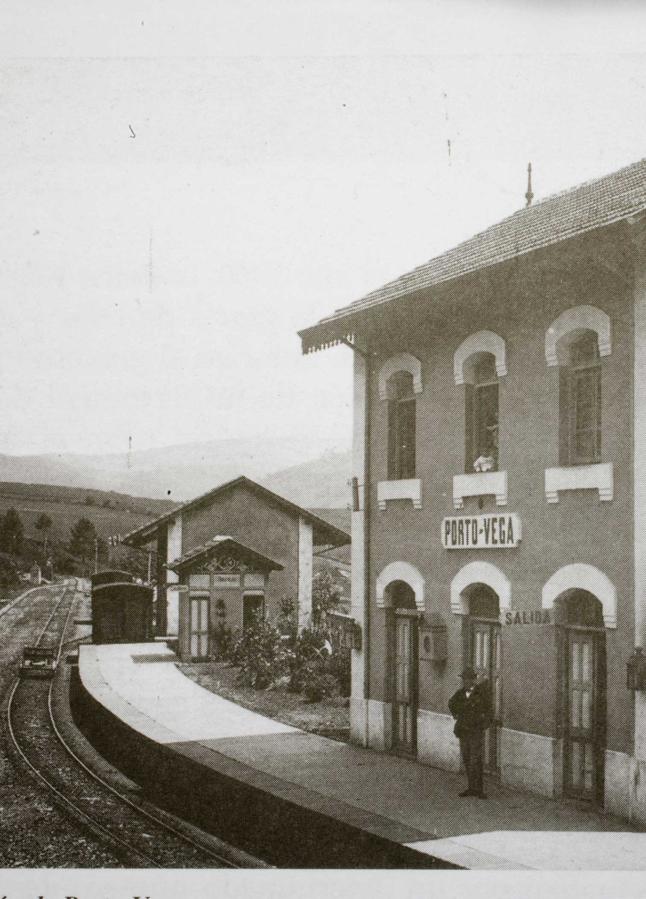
[91,570,153,645]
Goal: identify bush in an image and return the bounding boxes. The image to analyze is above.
[0,555,19,588]
[302,667,337,703]
[211,622,233,659]
[288,628,327,692]
[327,649,351,697]
[229,619,291,689]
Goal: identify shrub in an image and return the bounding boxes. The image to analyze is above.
[312,570,342,629]
[328,649,351,697]
[0,554,19,588]
[288,628,327,692]
[211,622,233,659]
[302,666,337,703]
[276,595,297,639]
[229,619,292,689]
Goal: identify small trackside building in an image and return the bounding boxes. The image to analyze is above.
[122,476,350,659]
[298,157,646,825]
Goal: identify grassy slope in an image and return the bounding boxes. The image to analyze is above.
[0,481,177,546]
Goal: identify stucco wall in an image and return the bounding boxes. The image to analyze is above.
[364,228,634,757]
[181,482,301,624]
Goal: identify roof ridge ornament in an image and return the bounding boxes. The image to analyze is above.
[525,161,534,207]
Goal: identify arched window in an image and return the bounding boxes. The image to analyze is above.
[560,332,601,466]
[465,353,499,472]
[387,371,416,480]
[559,589,605,629]
[466,583,500,620]
[385,580,417,609]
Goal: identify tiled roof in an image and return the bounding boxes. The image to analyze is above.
[166,535,283,573]
[122,475,350,549]
[300,156,646,352]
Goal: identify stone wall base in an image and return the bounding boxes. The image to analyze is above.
[629,758,646,826]
[605,750,631,820]
[350,698,392,751]
[499,728,555,797]
[417,710,460,772]
[367,699,392,751]
[349,697,367,746]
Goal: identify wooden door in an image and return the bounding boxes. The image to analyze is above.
[471,619,502,774]
[189,595,210,660]
[564,629,604,800]
[392,611,418,756]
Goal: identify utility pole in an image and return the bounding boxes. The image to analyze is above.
[94,536,99,574]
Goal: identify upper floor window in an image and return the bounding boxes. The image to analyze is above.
[387,371,416,480]
[465,354,499,473]
[560,332,601,466]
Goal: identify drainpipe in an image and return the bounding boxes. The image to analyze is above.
[363,350,372,744]
[341,336,371,745]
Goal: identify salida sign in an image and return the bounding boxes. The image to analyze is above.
[503,609,551,625]
[442,513,521,549]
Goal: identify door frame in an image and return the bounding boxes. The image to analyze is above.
[466,615,502,776]
[560,623,606,803]
[188,592,210,660]
[389,608,420,757]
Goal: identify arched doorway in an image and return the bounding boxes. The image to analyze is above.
[386,580,419,757]
[464,583,502,775]
[557,590,607,802]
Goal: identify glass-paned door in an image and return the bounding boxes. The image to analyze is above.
[189,594,210,660]
[471,619,502,774]
[564,630,604,800]
[392,611,418,756]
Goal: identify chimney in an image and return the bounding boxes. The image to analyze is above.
[525,162,534,207]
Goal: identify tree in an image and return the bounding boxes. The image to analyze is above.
[69,517,97,565]
[312,570,342,629]
[35,513,53,554]
[0,508,24,555]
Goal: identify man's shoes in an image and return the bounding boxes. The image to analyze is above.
[459,789,475,797]
[475,791,488,799]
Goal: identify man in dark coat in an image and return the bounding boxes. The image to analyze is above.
[448,667,493,798]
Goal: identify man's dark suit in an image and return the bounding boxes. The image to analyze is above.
[448,680,493,796]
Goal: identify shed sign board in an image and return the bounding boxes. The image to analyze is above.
[442,513,521,549]
[212,573,241,588]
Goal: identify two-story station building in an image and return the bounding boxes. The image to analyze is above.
[123,476,349,661]
[299,157,646,825]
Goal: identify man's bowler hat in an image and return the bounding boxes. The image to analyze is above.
[460,667,477,680]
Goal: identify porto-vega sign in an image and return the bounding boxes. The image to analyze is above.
[442,513,521,550]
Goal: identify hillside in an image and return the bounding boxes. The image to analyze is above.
[0,439,352,510]
[0,436,350,505]
[263,451,351,509]
[0,481,177,550]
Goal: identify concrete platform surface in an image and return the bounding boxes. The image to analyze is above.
[79,643,644,870]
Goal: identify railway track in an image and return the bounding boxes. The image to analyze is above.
[6,581,260,869]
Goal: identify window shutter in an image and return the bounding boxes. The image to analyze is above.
[559,367,570,466]
[400,398,416,478]
[464,384,474,473]
[387,400,397,479]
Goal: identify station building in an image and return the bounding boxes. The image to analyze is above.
[123,476,349,661]
[299,157,646,825]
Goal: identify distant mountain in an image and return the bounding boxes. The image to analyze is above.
[263,451,352,509]
[0,437,352,509]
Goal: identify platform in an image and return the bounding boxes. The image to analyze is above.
[77,643,644,870]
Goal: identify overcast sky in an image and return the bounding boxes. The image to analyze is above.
[3,1,646,456]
